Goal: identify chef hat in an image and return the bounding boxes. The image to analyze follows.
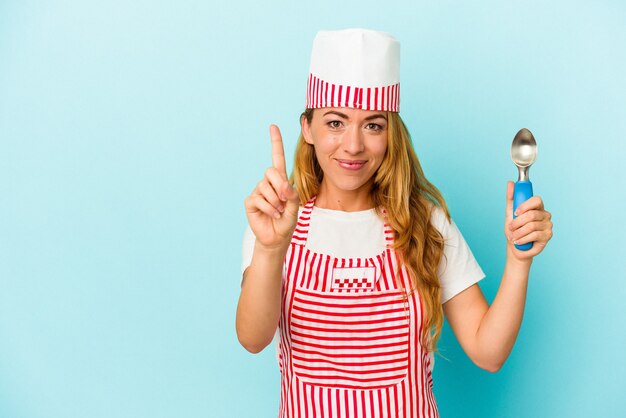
[305,28,400,112]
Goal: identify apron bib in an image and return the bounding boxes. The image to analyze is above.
[278,198,438,418]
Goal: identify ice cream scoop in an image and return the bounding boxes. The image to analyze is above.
[511,128,537,251]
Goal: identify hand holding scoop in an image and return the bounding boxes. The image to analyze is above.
[510,128,537,251]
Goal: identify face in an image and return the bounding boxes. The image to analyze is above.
[302,107,388,197]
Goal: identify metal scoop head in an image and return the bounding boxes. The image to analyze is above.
[511,128,537,181]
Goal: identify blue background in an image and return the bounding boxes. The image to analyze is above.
[1,1,625,417]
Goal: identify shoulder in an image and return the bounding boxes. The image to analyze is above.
[428,204,452,235]
[429,204,448,226]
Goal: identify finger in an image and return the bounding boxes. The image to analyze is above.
[515,196,544,217]
[265,167,289,202]
[272,181,300,219]
[512,229,551,246]
[505,181,514,222]
[283,182,299,202]
[281,182,300,216]
[510,220,547,242]
[270,124,287,177]
[509,209,548,231]
[246,194,281,219]
[257,179,284,212]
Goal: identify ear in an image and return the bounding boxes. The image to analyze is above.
[301,113,314,145]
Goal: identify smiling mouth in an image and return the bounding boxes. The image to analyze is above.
[336,159,367,170]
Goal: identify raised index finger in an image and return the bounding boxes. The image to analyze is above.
[270,124,287,176]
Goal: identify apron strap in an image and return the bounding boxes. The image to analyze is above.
[290,196,316,246]
[381,208,395,248]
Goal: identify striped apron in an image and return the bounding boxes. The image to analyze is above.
[278,198,438,417]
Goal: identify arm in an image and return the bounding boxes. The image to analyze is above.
[235,125,299,353]
[236,244,288,353]
[442,181,553,372]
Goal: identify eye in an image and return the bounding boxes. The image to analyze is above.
[327,120,343,129]
[365,123,384,132]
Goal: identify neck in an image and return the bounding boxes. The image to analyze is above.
[315,180,375,212]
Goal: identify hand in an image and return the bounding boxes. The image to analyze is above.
[244,125,300,250]
[504,181,553,260]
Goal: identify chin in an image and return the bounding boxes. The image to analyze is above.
[334,179,372,192]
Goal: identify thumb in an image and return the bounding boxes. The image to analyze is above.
[282,182,300,215]
[505,181,514,222]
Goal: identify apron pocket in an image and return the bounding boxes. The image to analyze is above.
[290,288,410,390]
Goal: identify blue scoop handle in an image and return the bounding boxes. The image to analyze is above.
[513,181,534,251]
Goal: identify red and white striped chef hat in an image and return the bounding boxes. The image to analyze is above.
[306,28,400,112]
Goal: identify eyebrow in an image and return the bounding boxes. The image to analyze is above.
[322,110,388,121]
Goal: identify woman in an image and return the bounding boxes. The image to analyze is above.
[236,29,553,417]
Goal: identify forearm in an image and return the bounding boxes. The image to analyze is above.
[446,185,552,372]
[474,251,532,371]
[235,242,287,353]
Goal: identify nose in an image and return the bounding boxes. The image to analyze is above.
[342,126,365,154]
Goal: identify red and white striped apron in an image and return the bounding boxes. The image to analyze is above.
[278,198,438,417]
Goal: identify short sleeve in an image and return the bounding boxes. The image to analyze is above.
[241,225,256,275]
[432,208,486,304]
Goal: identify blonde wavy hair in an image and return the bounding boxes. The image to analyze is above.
[290,108,450,352]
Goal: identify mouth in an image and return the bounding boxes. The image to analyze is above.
[335,159,367,170]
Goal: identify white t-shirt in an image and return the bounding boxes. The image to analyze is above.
[241,205,485,304]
